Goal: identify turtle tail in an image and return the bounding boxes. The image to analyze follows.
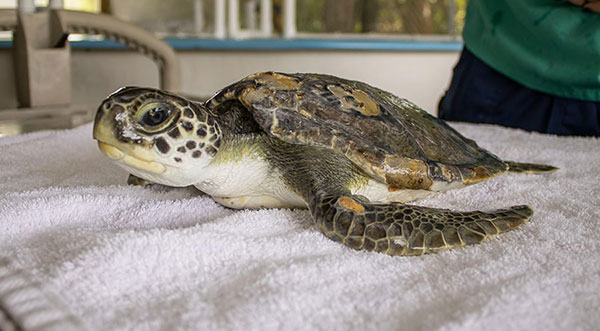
[505,161,558,174]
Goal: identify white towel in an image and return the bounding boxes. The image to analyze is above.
[0,122,599,331]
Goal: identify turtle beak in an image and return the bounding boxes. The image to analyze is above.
[92,103,105,141]
[92,99,167,174]
[93,100,126,159]
[93,99,116,143]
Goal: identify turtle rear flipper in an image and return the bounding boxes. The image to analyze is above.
[506,161,558,174]
[310,192,532,256]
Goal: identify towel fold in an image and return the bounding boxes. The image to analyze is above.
[1,122,599,331]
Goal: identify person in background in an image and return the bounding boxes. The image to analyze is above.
[438,0,600,136]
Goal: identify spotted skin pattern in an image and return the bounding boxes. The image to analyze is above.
[94,87,222,175]
[94,74,557,256]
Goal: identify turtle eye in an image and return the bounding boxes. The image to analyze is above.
[139,103,171,128]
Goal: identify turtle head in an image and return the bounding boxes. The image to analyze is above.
[93,87,222,186]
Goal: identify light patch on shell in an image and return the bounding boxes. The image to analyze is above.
[327,85,380,116]
[381,155,433,190]
[298,109,313,119]
[338,197,365,213]
[253,72,299,90]
[441,164,458,182]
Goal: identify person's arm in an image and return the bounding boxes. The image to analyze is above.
[568,0,600,13]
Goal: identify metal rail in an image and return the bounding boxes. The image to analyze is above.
[0,9,180,92]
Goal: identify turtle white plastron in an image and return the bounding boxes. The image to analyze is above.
[93,72,557,256]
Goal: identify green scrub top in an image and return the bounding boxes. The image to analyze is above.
[462,0,600,102]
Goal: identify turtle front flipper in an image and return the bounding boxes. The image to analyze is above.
[309,191,533,256]
[127,174,154,187]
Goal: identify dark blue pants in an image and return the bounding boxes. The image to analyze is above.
[438,47,600,137]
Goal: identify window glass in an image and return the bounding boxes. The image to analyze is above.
[0,0,99,11]
[0,0,467,39]
[109,0,467,38]
[110,0,201,37]
[297,0,467,35]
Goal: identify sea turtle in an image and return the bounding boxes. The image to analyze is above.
[93,72,556,256]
